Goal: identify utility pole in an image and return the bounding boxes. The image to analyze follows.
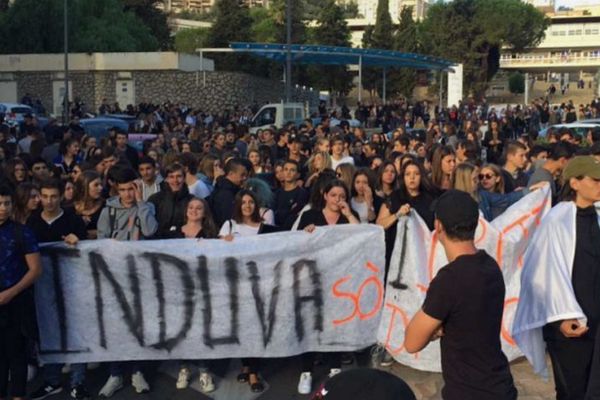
[63,0,69,124]
[285,0,292,102]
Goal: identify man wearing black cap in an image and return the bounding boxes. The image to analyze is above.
[404,190,517,400]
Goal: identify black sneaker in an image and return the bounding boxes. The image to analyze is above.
[70,385,91,400]
[31,383,63,400]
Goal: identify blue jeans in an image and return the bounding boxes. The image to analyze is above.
[45,363,86,387]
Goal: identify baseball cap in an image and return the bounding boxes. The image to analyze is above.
[432,189,479,231]
[311,368,416,400]
[562,156,600,181]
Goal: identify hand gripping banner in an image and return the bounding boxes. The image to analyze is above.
[35,225,385,364]
[377,187,552,372]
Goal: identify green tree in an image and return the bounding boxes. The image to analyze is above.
[205,0,254,72]
[0,0,158,54]
[508,72,525,94]
[420,0,548,99]
[391,6,419,98]
[122,0,172,50]
[362,0,395,98]
[307,0,353,97]
[174,28,210,54]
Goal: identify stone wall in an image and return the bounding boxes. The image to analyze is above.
[13,70,319,116]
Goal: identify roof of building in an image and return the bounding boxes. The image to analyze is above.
[229,42,455,70]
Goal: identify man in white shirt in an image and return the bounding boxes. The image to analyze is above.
[331,135,355,170]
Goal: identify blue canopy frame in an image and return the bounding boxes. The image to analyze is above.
[197,42,455,102]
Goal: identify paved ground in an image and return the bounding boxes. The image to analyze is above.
[28,354,555,399]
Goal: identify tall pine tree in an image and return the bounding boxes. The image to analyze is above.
[391,6,419,98]
[362,0,394,99]
[205,0,253,72]
[308,0,353,97]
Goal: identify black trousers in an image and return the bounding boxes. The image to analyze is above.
[546,338,594,400]
[0,298,28,398]
[301,352,341,373]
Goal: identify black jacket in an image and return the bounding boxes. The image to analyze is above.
[209,177,240,228]
[148,183,193,238]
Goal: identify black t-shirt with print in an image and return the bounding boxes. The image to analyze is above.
[423,250,517,400]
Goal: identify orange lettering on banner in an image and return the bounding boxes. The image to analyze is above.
[331,262,384,327]
[383,302,417,358]
[495,198,549,268]
[500,297,519,346]
[427,232,438,283]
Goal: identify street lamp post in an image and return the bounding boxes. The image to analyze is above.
[63,0,69,124]
[285,0,292,103]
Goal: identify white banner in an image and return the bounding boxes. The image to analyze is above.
[377,187,552,372]
[36,225,385,364]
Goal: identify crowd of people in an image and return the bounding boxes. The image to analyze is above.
[1,94,600,400]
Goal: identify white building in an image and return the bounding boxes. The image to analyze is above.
[339,0,429,24]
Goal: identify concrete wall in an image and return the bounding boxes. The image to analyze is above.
[11,70,319,115]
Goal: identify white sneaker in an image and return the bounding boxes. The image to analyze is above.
[176,367,190,390]
[131,371,150,394]
[198,372,215,394]
[297,372,312,395]
[328,368,342,378]
[98,375,123,398]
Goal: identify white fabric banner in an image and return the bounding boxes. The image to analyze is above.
[377,187,552,372]
[36,225,385,364]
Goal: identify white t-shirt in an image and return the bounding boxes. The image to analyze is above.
[260,208,275,225]
[331,155,355,170]
[188,179,212,199]
[351,198,370,223]
[219,220,260,237]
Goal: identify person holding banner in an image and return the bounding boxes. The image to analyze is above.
[96,167,158,397]
[404,190,517,400]
[28,180,90,400]
[0,185,42,400]
[514,156,600,399]
[219,189,281,393]
[296,179,359,395]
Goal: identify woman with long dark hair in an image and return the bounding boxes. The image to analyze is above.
[218,190,279,393]
[431,145,456,190]
[350,168,382,223]
[53,138,82,178]
[296,179,359,395]
[13,182,40,224]
[73,171,105,239]
[376,161,398,199]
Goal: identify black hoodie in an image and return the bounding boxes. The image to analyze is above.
[148,182,193,238]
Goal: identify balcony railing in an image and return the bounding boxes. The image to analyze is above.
[500,52,600,68]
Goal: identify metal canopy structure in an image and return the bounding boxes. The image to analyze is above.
[229,42,454,70]
[196,42,455,102]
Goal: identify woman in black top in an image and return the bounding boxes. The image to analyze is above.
[169,197,217,239]
[173,197,219,394]
[296,180,359,395]
[73,171,105,239]
[377,160,437,273]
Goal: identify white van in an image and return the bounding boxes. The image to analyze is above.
[249,102,306,133]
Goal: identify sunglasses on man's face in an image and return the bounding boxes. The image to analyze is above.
[479,173,495,180]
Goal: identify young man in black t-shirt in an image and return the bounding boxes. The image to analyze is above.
[404,190,517,400]
[273,160,309,230]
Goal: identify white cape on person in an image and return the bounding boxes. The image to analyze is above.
[512,201,597,377]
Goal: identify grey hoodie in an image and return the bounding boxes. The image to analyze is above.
[97,197,158,240]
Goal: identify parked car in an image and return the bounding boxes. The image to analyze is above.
[0,103,34,127]
[539,122,600,138]
[79,117,154,152]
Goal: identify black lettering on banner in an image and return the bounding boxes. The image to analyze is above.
[88,252,145,347]
[292,259,323,342]
[247,260,282,347]
[42,247,80,352]
[142,252,195,351]
[196,256,240,348]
